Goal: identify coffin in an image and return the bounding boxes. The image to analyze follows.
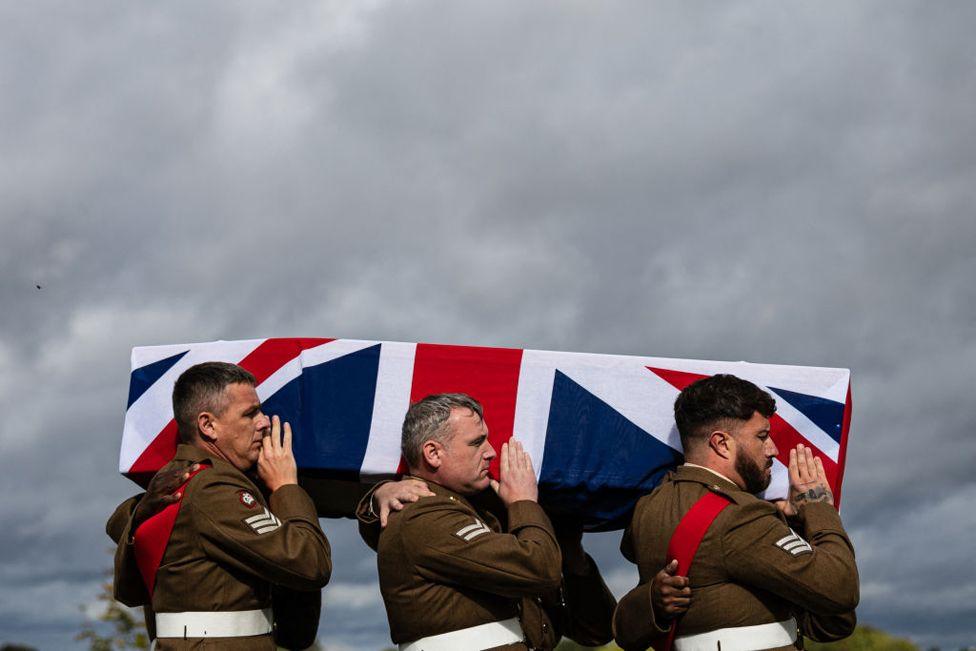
[120,337,852,529]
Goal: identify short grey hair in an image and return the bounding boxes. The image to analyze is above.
[173,361,256,443]
[401,393,484,468]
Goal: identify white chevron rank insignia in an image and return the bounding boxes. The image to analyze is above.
[244,507,281,534]
[775,528,813,556]
[454,518,491,542]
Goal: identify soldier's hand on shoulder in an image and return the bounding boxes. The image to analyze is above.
[132,461,200,530]
[489,440,538,506]
[373,478,435,527]
[652,560,691,620]
[258,415,298,493]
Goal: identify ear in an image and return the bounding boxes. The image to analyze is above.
[198,412,217,442]
[421,439,443,469]
[707,429,733,460]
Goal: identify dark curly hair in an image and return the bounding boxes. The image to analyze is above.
[674,374,776,451]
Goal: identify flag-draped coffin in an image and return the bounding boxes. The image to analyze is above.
[120,338,852,529]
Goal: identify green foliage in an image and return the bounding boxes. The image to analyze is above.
[550,625,921,651]
[555,640,622,650]
[76,578,149,651]
[797,625,919,651]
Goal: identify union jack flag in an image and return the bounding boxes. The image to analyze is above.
[120,338,853,528]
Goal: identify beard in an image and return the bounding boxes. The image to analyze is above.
[735,452,772,494]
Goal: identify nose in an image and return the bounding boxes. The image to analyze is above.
[257,412,271,432]
[766,437,779,459]
[484,441,497,461]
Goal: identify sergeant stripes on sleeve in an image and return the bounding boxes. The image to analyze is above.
[775,529,813,556]
[244,508,282,534]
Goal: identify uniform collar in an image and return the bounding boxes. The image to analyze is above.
[683,463,739,487]
[175,443,220,465]
[409,476,484,511]
[174,443,253,478]
[673,463,744,495]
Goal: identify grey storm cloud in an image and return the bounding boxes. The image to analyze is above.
[2,1,975,649]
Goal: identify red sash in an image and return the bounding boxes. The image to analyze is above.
[660,491,732,651]
[132,464,210,597]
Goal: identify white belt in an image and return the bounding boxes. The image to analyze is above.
[155,608,273,638]
[399,617,524,651]
[674,617,797,651]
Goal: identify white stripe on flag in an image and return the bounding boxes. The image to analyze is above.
[764,391,840,461]
[637,357,850,405]
[557,352,683,451]
[512,350,558,478]
[759,457,789,502]
[255,338,359,403]
[360,341,417,478]
[120,338,266,472]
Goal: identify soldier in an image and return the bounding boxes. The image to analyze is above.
[112,361,332,650]
[106,465,321,650]
[367,392,612,650]
[614,374,859,651]
[359,465,618,649]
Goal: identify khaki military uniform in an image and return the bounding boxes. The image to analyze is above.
[364,480,564,650]
[107,494,322,650]
[358,481,616,649]
[614,465,859,651]
[113,444,332,650]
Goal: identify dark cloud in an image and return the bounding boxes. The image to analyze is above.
[2,1,975,649]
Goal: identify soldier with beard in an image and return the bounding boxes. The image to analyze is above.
[614,374,859,651]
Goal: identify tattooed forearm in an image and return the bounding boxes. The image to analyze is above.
[794,485,834,506]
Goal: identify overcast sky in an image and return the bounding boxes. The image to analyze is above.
[2,1,975,649]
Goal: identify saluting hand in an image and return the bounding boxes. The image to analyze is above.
[779,444,834,517]
[489,440,538,506]
[258,415,298,493]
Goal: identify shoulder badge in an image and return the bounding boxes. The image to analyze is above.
[774,528,813,556]
[238,490,259,509]
[454,518,491,542]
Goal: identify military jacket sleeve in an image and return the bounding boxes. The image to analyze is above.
[612,579,669,651]
[111,496,151,607]
[188,476,332,591]
[722,500,859,615]
[355,480,388,552]
[106,494,141,543]
[798,608,857,643]
[271,585,322,650]
[613,506,669,650]
[401,497,562,598]
[555,553,616,646]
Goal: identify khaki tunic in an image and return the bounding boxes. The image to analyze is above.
[358,482,616,650]
[614,465,859,651]
[368,480,563,649]
[113,444,332,650]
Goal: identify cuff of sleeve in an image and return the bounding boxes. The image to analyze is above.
[798,501,845,535]
[507,500,554,531]
[646,579,669,635]
[355,480,392,525]
[269,484,319,521]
